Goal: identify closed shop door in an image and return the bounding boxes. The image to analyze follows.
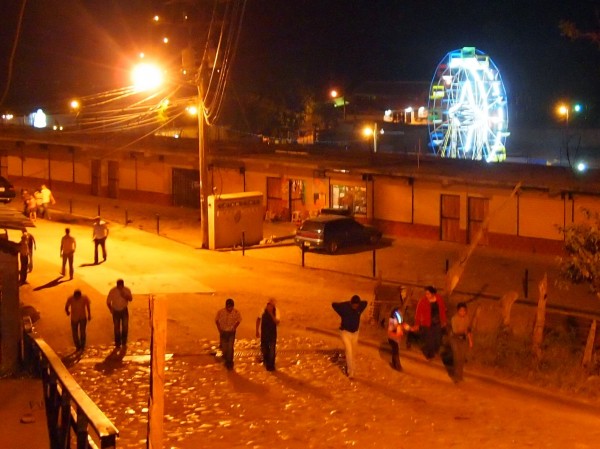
[468,197,489,245]
[266,177,284,219]
[108,161,119,199]
[91,159,101,196]
[440,194,460,242]
[173,168,200,208]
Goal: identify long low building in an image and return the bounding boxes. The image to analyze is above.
[1,127,599,254]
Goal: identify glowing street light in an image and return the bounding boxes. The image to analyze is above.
[363,123,384,153]
[330,89,347,120]
[132,63,164,92]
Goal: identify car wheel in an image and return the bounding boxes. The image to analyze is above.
[327,240,339,254]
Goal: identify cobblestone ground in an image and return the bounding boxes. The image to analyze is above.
[65,336,600,449]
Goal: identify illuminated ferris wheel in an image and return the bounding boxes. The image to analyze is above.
[428,47,509,161]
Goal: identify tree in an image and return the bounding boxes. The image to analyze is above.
[558,208,600,298]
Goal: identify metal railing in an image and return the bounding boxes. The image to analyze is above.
[25,333,119,449]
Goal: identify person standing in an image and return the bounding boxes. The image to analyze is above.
[408,286,447,360]
[215,298,242,370]
[450,302,473,383]
[332,295,368,379]
[65,289,91,351]
[92,216,109,264]
[106,279,133,348]
[60,228,76,279]
[22,229,36,272]
[40,184,56,219]
[387,307,405,372]
[18,232,29,285]
[256,299,280,371]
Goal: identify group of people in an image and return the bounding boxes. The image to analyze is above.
[214,298,280,371]
[65,279,133,352]
[214,288,472,383]
[333,287,473,383]
[22,184,55,222]
[57,217,109,281]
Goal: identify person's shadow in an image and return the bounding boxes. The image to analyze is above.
[33,276,68,291]
[93,347,127,375]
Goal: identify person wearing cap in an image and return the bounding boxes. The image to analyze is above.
[408,286,447,360]
[65,289,91,351]
[256,298,280,371]
[332,295,368,379]
[92,216,109,265]
[106,279,133,348]
[215,298,242,370]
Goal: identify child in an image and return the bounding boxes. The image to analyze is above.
[387,307,405,371]
[450,302,473,382]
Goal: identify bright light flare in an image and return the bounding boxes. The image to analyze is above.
[577,162,587,172]
[70,100,80,110]
[330,89,338,98]
[132,63,163,92]
[557,104,568,117]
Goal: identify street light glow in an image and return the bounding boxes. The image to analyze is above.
[70,100,80,110]
[132,63,163,92]
[330,90,338,98]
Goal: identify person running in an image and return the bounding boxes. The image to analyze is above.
[332,295,368,379]
[65,289,91,351]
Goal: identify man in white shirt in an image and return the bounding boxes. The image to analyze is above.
[92,216,109,264]
[106,279,133,348]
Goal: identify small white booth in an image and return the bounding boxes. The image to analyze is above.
[207,192,264,250]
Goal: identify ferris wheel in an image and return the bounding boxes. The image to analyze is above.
[428,47,509,161]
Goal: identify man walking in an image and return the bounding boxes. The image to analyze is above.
[106,279,133,348]
[60,228,76,279]
[215,298,242,370]
[256,298,280,371]
[18,232,29,285]
[40,184,56,219]
[332,295,368,379]
[65,289,91,351]
[92,216,109,264]
[22,229,36,272]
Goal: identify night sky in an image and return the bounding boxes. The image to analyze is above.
[1,0,599,122]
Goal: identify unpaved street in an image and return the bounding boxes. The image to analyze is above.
[17,217,600,449]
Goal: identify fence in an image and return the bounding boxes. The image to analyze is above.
[25,333,119,449]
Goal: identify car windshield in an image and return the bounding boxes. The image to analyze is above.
[299,221,323,232]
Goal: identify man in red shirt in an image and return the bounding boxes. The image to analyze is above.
[408,286,447,360]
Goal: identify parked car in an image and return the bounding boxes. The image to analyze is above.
[294,215,382,254]
[0,176,16,203]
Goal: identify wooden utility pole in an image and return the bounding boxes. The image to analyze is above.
[198,79,209,249]
[147,295,167,449]
[532,273,548,361]
[445,182,522,297]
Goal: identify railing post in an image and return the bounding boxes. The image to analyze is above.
[60,392,72,449]
[242,231,246,256]
[76,408,89,449]
[372,248,376,278]
[156,214,160,234]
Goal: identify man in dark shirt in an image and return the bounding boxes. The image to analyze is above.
[332,295,368,379]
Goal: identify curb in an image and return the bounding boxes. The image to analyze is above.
[306,326,600,413]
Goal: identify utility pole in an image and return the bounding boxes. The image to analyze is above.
[197,77,209,249]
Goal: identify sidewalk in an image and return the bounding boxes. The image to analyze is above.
[39,185,600,317]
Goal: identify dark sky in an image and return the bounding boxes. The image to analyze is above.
[1,0,599,118]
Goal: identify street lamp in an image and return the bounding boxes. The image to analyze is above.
[132,62,164,92]
[363,123,383,153]
[330,89,346,121]
[556,103,582,166]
